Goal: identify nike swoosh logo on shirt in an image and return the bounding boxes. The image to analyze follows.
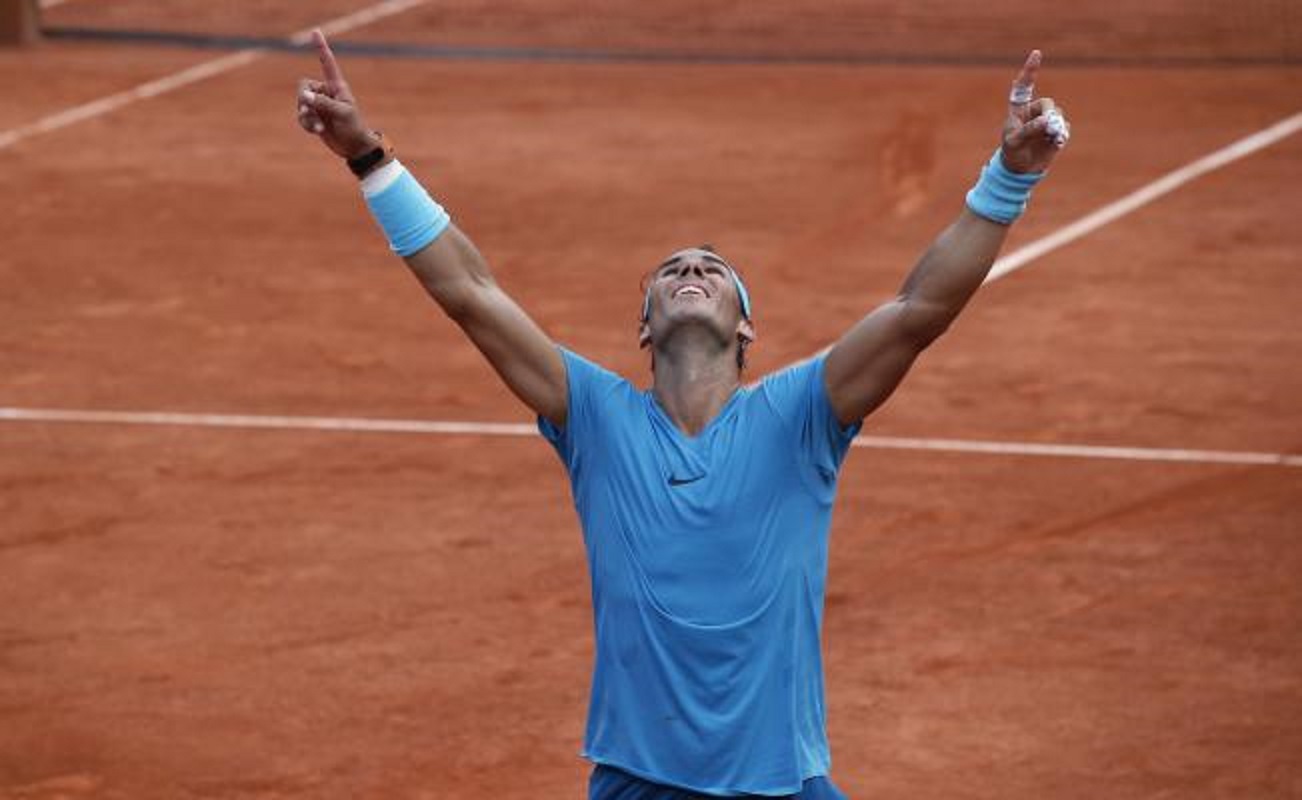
[667,475,704,487]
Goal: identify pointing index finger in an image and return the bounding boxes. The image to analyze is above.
[313,29,347,92]
[1009,49,1042,106]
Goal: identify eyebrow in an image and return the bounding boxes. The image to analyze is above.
[657,252,732,272]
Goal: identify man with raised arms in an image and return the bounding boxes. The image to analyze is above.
[296,31,1068,799]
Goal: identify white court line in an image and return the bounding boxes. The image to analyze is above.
[39,0,73,9]
[0,0,431,151]
[987,111,1302,282]
[0,407,538,437]
[2,407,1298,467]
[852,434,1300,467]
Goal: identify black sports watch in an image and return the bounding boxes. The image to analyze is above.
[347,132,394,178]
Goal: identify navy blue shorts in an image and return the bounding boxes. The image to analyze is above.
[588,764,849,799]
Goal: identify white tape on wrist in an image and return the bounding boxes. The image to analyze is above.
[360,158,405,196]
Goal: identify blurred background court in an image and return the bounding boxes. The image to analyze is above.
[1,1,1300,797]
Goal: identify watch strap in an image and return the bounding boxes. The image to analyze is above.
[347,133,394,178]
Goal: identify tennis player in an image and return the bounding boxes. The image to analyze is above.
[297,30,1068,799]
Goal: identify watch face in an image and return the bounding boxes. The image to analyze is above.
[348,146,385,176]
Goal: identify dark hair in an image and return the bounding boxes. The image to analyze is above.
[639,244,750,373]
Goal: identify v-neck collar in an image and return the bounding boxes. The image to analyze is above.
[645,386,744,443]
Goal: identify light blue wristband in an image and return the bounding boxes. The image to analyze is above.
[361,160,451,257]
[965,148,1045,225]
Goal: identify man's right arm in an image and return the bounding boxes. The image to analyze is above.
[296,29,567,428]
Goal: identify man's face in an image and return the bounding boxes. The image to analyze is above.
[639,248,753,351]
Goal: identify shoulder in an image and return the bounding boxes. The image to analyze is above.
[756,351,861,442]
[557,346,635,396]
[756,352,828,410]
[540,347,643,455]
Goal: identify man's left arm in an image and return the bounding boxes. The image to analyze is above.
[824,49,1070,426]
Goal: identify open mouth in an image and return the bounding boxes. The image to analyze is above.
[673,285,708,299]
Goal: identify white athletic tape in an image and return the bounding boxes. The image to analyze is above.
[1009,84,1034,105]
[1044,109,1069,148]
[0,0,432,151]
[1,407,1298,467]
[360,158,407,195]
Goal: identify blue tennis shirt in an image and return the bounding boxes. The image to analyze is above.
[539,348,861,796]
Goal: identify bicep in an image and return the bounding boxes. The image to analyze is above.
[823,297,941,425]
[405,228,568,427]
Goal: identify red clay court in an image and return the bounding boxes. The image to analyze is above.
[1,1,1300,797]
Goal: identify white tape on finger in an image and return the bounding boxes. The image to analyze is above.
[1045,109,1069,148]
[1010,84,1035,105]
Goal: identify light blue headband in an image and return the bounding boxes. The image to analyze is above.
[641,267,753,321]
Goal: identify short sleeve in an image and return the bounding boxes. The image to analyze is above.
[537,347,626,473]
[759,354,862,489]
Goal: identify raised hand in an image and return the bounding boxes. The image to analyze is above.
[1000,50,1070,174]
[295,29,379,159]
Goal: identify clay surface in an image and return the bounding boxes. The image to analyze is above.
[2,3,1300,798]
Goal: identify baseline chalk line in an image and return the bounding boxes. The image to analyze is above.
[852,434,1300,467]
[0,0,430,151]
[0,407,537,437]
[2,407,1297,468]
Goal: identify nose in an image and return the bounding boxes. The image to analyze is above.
[674,262,706,279]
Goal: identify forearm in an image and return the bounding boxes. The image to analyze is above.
[357,158,486,312]
[402,223,499,321]
[896,208,1009,341]
[895,137,1051,342]
[356,160,510,328]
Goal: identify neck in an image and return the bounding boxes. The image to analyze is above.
[651,336,740,436]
